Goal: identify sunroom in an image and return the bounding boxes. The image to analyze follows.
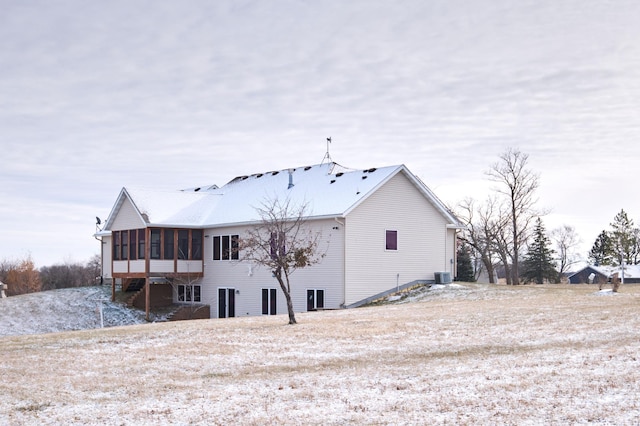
[111,227,204,290]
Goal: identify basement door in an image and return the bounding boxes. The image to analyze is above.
[218,288,235,318]
[307,289,324,311]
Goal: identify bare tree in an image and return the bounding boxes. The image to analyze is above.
[486,148,541,285]
[457,197,504,283]
[551,225,582,282]
[239,197,326,325]
[39,258,98,291]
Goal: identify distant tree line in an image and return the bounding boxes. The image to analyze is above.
[455,147,582,284]
[0,254,101,297]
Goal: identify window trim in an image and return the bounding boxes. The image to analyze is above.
[262,288,277,315]
[307,288,325,311]
[213,234,240,261]
[177,284,201,303]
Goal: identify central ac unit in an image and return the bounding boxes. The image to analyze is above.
[434,272,452,284]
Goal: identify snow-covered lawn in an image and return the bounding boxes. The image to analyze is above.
[1,284,639,425]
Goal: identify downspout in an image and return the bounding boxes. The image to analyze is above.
[334,217,346,307]
[444,225,448,273]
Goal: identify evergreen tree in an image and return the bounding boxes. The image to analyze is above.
[455,243,476,282]
[609,209,637,266]
[521,218,557,284]
[588,230,613,266]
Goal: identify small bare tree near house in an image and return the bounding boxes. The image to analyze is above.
[167,268,210,321]
[239,197,325,325]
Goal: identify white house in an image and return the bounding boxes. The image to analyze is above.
[97,162,463,319]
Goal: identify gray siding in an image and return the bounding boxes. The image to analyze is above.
[344,172,452,306]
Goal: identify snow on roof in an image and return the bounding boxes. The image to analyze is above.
[570,264,640,279]
[109,162,458,228]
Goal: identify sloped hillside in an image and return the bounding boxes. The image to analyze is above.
[0,286,146,337]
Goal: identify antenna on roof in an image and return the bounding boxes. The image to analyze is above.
[321,137,333,164]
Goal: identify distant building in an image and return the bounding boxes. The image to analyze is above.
[568,264,640,284]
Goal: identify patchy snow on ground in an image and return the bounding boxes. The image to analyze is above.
[1,283,640,425]
[0,286,146,337]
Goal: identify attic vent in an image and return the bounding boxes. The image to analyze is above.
[256,173,263,178]
[368,168,377,173]
[330,179,336,184]
[362,176,368,180]
[304,166,312,171]
[336,172,344,177]
[271,171,280,176]
[194,187,201,192]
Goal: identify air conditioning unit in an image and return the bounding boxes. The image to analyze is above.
[434,272,452,284]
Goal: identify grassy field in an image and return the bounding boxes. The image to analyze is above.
[1,283,639,425]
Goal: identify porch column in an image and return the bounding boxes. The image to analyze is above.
[145,276,150,321]
[145,227,151,321]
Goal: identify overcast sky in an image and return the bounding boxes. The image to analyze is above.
[2,0,639,267]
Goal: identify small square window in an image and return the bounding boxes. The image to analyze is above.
[386,230,398,251]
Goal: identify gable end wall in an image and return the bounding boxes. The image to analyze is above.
[344,172,452,306]
[111,197,146,231]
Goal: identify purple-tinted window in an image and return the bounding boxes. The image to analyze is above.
[386,230,398,251]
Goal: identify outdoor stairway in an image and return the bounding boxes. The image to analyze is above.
[126,287,145,307]
[123,278,145,293]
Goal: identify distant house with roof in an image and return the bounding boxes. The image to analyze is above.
[568,264,640,284]
[567,265,611,284]
[96,162,463,319]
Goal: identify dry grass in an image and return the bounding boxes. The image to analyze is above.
[1,284,640,425]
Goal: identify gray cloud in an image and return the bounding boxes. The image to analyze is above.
[2,0,640,264]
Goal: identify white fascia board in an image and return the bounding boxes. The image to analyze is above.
[102,187,128,231]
